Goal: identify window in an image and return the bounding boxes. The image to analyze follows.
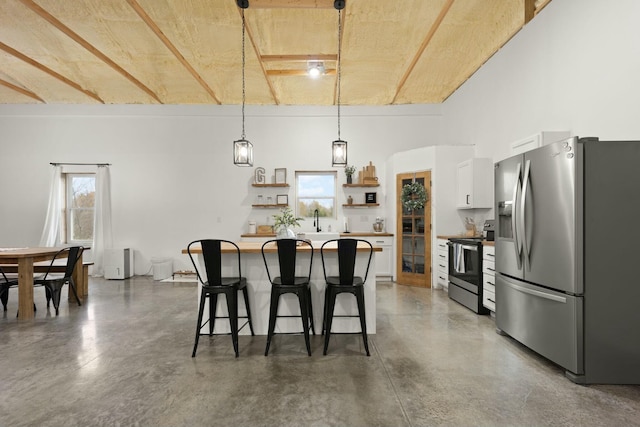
[295,171,337,219]
[64,173,96,243]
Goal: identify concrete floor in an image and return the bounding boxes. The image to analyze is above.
[1,276,639,427]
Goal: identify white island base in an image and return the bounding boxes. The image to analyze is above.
[188,241,377,336]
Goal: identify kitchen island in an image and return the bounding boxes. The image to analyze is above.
[182,241,380,335]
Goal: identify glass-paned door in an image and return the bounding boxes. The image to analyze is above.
[396,171,432,287]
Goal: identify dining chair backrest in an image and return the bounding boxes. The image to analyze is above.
[41,246,84,280]
[261,239,313,285]
[321,238,373,285]
[187,239,242,287]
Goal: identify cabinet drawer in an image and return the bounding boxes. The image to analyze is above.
[483,259,495,275]
[369,236,393,246]
[437,262,448,274]
[437,239,449,251]
[483,245,495,257]
[483,289,496,311]
[437,250,448,265]
[483,275,495,294]
[437,272,449,287]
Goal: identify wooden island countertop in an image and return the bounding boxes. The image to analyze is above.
[183,240,381,255]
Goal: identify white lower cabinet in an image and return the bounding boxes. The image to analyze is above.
[482,245,496,312]
[436,238,449,290]
[366,236,393,280]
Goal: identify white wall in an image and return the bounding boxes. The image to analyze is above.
[443,0,640,162]
[0,104,442,274]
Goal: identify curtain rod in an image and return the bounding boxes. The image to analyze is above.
[50,162,112,166]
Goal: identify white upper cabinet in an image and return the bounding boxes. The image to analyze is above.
[510,131,571,155]
[456,158,493,209]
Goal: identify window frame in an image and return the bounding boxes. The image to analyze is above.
[295,170,338,220]
[63,173,96,245]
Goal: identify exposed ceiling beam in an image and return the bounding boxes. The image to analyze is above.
[524,0,535,24]
[126,0,221,104]
[0,41,103,103]
[0,77,45,103]
[535,0,553,15]
[392,0,456,104]
[19,0,162,104]
[261,54,337,62]
[248,0,334,9]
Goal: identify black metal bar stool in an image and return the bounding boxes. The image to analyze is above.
[261,238,315,356]
[321,238,373,356]
[188,239,254,357]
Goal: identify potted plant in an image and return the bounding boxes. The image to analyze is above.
[345,164,357,184]
[272,206,304,239]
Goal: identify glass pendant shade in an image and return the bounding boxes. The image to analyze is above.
[234,139,253,166]
[332,139,347,167]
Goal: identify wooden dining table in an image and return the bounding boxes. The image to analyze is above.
[0,247,81,320]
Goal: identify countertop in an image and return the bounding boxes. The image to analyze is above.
[183,241,382,254]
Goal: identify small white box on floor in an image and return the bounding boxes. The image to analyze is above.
[151,257,172,281]
[104,248,134,279]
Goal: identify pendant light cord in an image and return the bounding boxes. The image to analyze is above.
[241,9,246,140]
[337,9,342,141]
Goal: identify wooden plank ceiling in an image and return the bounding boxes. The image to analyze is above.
[0,0,552,105]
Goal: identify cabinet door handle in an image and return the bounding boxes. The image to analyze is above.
[487,280,494,286]
[466,194,470,205]
[486,253,495,258]
[487,267,495,272]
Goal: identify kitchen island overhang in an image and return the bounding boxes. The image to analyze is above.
[182,241,380,336]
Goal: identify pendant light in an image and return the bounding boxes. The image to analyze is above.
[331,0,347,167]
[234,1,253,167]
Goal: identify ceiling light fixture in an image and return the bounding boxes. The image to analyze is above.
[307,61,325,78]
[332,0,347,167]
[234,0,253,167]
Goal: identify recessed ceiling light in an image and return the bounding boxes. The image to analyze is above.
[307,61,325,78]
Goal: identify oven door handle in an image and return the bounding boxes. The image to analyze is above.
[460,245,478,251]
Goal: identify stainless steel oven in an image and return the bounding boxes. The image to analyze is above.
[447,238,489,314]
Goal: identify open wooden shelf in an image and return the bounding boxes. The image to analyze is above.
[343,203,380,207]
[343,183,379,188]
[252,204,289,208]
[252,183,289,187]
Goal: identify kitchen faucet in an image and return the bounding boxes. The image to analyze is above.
[313,209,321,232]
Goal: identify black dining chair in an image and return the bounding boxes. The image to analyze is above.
[320,238,373,356]
[261,238,315,356]
[0,266,19,311]
[187,239,254,357]
[34,246,84,315]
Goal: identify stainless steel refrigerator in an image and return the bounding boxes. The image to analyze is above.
[495,136,640,384]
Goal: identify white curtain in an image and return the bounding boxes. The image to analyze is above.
[92,165,113,277]
[39,165,63,247]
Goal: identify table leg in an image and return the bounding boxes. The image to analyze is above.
[69,252,85,301]
[18,257,35,320]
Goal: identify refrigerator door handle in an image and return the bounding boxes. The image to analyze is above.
[520,159,531,271]
[507,279,567,303]
[512,162,523,269]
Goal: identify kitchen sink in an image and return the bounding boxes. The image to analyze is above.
[301,232,340,242]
